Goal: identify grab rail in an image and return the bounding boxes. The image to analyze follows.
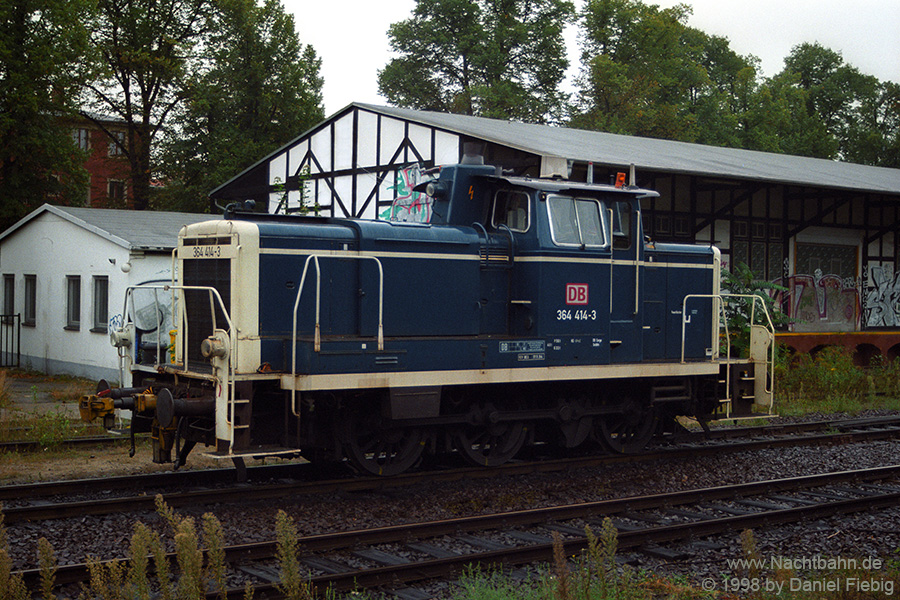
[116,284,239,445]
[289,254,385,416]
[680,293,776,411]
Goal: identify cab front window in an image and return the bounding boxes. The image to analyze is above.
[548,195,607,248]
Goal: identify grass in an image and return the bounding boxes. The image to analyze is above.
[774,345,900,416]
[0,369,103,446]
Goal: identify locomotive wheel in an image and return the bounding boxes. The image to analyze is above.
[454,418,527,467]
[342,410,425,476]
[595,407,657,454]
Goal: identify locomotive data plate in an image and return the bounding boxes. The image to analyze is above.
[178,244,237,259]
[499,340,546,353]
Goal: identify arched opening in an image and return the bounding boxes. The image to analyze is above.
[853,343,881,367]
[887,344,900,363]
[808,345,828,359]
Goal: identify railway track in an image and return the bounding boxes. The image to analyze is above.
[0,434,131,453]
[18,463,900,598]
[5,414,900,524]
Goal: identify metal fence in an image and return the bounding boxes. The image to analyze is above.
[0,314,20,368]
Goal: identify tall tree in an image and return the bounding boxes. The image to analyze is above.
[572,0,754,144]
[82,0,212,210]
[780,42,899,167]
[737,71,838,158]
[378,0,575,124]
[157,0,324,212]
[0,0,93,229]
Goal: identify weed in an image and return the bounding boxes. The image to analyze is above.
[0,507,28,600]
[551,531,571,600]
[740,529,761,579]
[275,509,315,600]
[774,345,900,415]
[38,537,56,600]
[31,410,73,448]
[0,371,11,411]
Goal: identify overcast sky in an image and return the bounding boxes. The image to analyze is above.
[287,0,900,116]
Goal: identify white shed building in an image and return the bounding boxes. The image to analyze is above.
[0,205,213,380]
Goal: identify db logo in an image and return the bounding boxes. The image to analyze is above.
[566,283,589,305]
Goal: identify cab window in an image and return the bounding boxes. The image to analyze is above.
[492,190,530,232]
[548,195,607,248]
[611,201,633,250]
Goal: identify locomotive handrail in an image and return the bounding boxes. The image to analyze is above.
[117,284,237,432]
[680,293,776,414]
[720,293,776,397]
[121,283,235,370]
[289,254,385,417]
[497,223,516,263]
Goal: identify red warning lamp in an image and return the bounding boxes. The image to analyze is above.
[615,172,626,188]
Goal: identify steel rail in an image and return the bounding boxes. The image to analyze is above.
[18,463,900,593]
[6,419,900,523]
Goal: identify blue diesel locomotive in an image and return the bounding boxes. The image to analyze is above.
[81,159,775,475]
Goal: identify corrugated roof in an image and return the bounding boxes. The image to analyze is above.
[0,204,216,251]
[356,104,900,196]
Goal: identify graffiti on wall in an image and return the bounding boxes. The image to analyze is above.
[865,266,900,327]
[774,270,861,332]
[378,164,432,223]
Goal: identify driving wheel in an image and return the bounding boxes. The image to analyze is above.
[342,408,425,476]
[595,407,656,454]
[454,405,527,467]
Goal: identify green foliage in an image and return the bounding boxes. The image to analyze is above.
[0,508,28,600]
[156,0,324,213]
[773,346,900,415]
[378,0,575,124]
[720,262,787,357]
[82,0,214,210]
[572,0,752,144]
[31,410,73,449]
[782,42,900,167]
[0,0,93,229]
[571,0,898,166]
[450,519,658,600]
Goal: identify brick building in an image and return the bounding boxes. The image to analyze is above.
[67,112,133,207]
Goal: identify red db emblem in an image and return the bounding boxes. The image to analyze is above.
[566,284,588,305]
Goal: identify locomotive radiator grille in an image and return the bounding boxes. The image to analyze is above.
[182,258,231,370]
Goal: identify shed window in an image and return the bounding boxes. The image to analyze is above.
[24,275,36,327]
[66,276,81,330]
[2,275,12,315]
[92,276,108,332]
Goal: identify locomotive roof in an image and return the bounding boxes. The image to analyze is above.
[482,173,660,198]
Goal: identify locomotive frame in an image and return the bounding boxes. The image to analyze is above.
[80,161,776,475]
